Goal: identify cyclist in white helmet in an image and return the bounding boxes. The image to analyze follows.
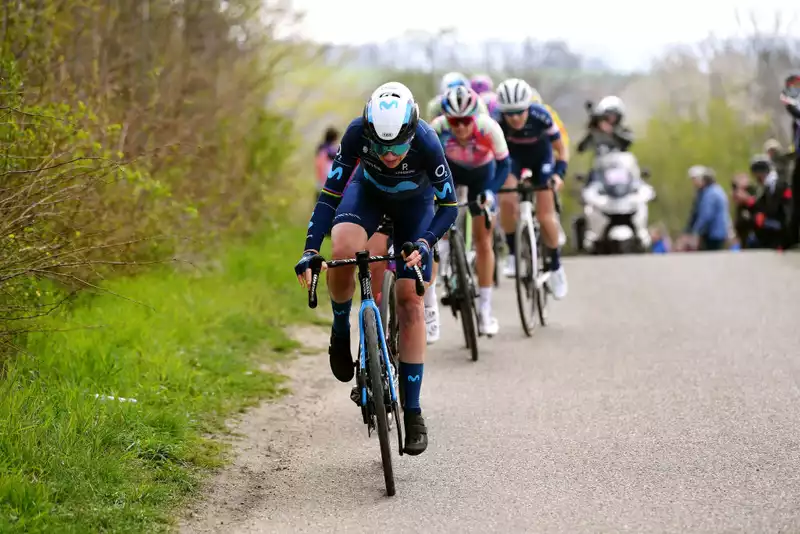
[295,81,458,455]
[431,86,511,335]
[426,72,488,121]
[493,78,570,300]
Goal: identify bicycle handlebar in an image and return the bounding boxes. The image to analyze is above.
[458,193,492,230]
[307,242,425,309]
[497,171,562,214]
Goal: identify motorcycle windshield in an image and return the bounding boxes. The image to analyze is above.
[599,167,633,198]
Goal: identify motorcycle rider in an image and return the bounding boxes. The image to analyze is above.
[573,96,634,250]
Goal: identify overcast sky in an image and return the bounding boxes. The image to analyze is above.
[289,0,799,71]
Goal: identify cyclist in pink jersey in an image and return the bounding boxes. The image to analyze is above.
[430,86,511,335]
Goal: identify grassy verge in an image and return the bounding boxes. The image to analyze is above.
[0,225,327,533]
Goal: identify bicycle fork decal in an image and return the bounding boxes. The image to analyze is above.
[358,299,399,406]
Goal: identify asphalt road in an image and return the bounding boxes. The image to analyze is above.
[183,251,800,534]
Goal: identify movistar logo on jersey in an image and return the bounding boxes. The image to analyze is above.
[434,182,453,199]
[407,375,421,382]
[379,99,399,110]
[327,167,343,180]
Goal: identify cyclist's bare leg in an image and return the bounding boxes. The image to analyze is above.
[473,214,494,287]
[499,173,519,236]
[535,189,568,299]
[326,222,368,382]
[396,279,425,366]
[367,232,389,302]
[534,190,559,249]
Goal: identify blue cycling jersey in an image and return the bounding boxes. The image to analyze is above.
[494,104,561,170]
[304,118,458,252]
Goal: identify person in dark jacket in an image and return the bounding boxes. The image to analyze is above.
[577,95,634,156]
[730,173,759,248]
[747,154,794,249]
[780,74,799,246]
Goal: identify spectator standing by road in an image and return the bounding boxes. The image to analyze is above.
[780,74,800,247]
[764,139,792,183]
[730,172,758,249]
[315,126,340,191]
[680,165,730,251]
[748,154,793,250]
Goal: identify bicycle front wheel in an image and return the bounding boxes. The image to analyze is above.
[451,232,479,361]
[514,221,538,336]
[364,307,395,496]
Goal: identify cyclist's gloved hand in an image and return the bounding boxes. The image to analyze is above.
[403,240,430,270]
[294,250,317,288]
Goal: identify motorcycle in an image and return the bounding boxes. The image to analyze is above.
[577,150,655,254]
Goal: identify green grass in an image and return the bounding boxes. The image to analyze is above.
[0,224,328,533]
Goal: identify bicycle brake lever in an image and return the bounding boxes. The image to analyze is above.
[308,254,325,309]
[401,242,426,297]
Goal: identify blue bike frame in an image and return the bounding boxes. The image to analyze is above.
[358,298,398,407]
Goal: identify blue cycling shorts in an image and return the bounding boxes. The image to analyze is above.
[510,143,555,189]
[334,165,434,282]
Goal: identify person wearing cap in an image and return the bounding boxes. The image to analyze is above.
[680,165,730,251]
[763,138,792,183]
[748,154,793,249]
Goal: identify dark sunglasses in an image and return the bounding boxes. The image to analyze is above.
[446,116,473,127]
[502,110,526,117]
[370,141,411,156]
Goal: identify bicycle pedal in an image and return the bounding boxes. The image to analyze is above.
[350,386,361,406]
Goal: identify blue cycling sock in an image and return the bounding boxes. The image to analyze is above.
[331,299,352,336]
[550,248,561,271]
[399,362,423,414]
[505,233,516,255]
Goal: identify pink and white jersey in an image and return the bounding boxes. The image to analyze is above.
[430,114,509,170]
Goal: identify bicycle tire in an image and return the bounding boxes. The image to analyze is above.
[514,221,538,336]
[364,307,395,496]
[451,232,479,361]
[536,229,549,327]
[492,226,502,288]
[379,270,399,363]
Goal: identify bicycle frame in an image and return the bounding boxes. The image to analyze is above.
[517,186,551,290]
[308,248,425,409]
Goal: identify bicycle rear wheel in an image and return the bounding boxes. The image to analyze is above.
[364,307,395,496]
[451,232,479,361]
[514,221,538,336]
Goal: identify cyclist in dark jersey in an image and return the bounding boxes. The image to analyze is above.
[295,82,457,456]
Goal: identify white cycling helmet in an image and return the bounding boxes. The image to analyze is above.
[439,72,469,95]
[595,95,625,118]
[496,78,534,113]
[363,82,419,145]
[441,86,480,118]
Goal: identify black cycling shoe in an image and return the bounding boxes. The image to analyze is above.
[403,412,428,456]
[328,330,354,382]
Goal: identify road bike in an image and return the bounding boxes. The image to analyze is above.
[307,243,425,497]
[497,170,561,336]
[441,195,492,361]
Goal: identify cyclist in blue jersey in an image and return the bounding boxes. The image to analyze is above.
[295,82,458,455]
[493,78,570,299]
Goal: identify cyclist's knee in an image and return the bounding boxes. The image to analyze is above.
[395,281,424,325]
[331,222,368,259]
